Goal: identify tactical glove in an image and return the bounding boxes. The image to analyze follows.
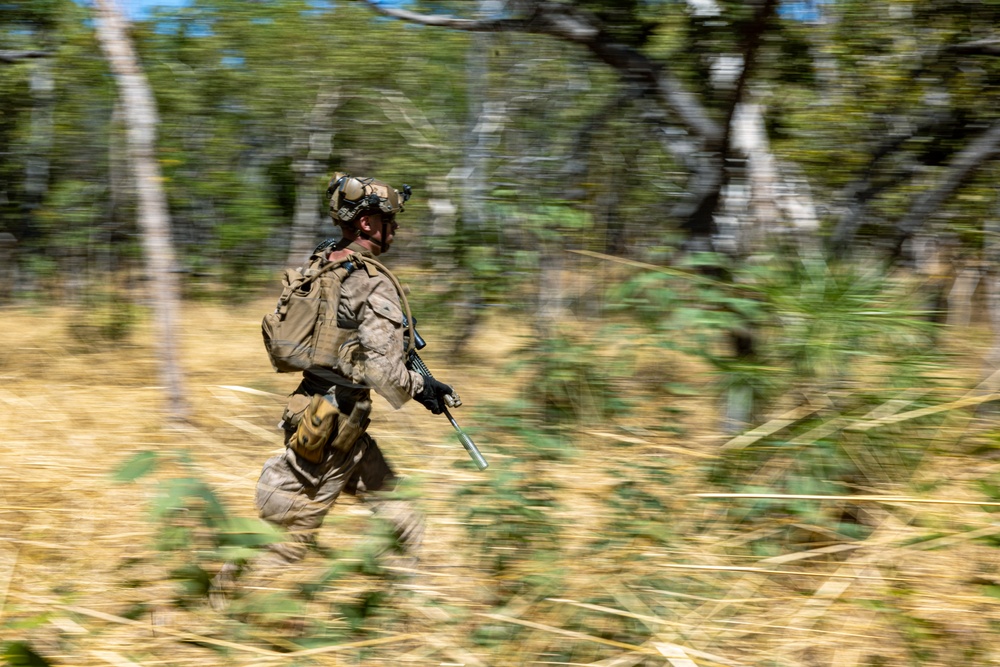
[415,378,454,415]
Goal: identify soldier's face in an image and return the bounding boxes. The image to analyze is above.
[356,212,399,254]
[375,213,399,248]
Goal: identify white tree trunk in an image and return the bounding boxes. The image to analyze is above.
[93,0,188,421]
[728,102,820,254]
[459,0,502,236]
[287,90,341,265]
[947,266,980,329]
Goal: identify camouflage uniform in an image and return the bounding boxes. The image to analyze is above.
[252,241,425,573]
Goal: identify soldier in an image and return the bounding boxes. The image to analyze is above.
[213,174,458,607]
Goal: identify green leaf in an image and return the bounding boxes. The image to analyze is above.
[169,564,212,598]
[216,517,283,548]
[982,584,1000,600]
[112,451,159,483]
[2,641,53,667]
[229,592,305,623]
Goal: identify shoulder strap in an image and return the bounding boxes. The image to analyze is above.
[300,252,358,288]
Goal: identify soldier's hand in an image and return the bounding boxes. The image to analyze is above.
[415,378,454,415]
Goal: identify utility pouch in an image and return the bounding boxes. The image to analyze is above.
[280,393,313,430]
[291,393,340,463]
[329,398,372,453]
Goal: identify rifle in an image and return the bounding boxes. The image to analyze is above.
[405,319,489,470]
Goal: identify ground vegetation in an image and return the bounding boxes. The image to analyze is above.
[5,1,1000,664]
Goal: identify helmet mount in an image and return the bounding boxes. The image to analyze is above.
[327,172,408,222]
[326,173,411,253]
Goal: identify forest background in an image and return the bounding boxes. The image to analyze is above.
[5,0,1000,665]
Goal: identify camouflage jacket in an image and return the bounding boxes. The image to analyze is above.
[317,242,424,409]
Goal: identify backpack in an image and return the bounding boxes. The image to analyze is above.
[261,250,417,374]
[261,254,356,373]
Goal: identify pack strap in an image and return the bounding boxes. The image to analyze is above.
[305,253,359,284]
[301,250,416,355]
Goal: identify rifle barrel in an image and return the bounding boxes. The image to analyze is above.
[443,406,489,470]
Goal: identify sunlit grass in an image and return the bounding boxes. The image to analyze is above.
[2,287,1000,665]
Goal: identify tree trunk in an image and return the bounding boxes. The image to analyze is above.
[450,0,501,356]
[726,102,820,254]
[93,0,188,422]
[287,90,341,265]
[460,0,499,236]
[0,233,17,305]
[947,265,980,329]
[894,120,1000,257]
[23,57,54,216]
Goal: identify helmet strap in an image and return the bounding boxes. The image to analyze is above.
[355,213,389,254]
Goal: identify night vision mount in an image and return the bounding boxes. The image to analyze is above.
[327,173,411,223]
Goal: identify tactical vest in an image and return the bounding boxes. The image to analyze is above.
[261,249,416,378]
[262,248,417,463]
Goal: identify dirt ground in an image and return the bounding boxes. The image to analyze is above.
[3,299,1000,666]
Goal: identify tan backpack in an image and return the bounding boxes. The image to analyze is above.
[261,252,416,374]
[261,254,356,373]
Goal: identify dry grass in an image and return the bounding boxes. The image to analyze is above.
[3,298,1000,666]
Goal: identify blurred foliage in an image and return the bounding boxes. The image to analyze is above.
[66,286,140,344]
[509,331,634,424]
[112,450,284,606]
[107,448,420,642]
[456,468,561,583]
[608,252,939,408]
[1,640,53,667]
[6,0,1000,663]
[1,0,1000,288]
[597,249,947,542]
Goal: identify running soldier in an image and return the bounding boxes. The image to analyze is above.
[213,174,458,606]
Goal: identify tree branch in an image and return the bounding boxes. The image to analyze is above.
[355,0,721,143]
[829,112,954,257]
[893,120,1000,256]
[947,38,1000,57]
[356,0,530,32]
[0,50,52,63]
[561,83,647,182]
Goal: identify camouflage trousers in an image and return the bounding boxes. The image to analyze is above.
[251,431,423,576]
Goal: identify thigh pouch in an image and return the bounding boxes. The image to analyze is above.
[290,393,339,463]
[289,393,373,464]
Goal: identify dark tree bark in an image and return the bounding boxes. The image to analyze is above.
[947,38,1000,57]
[358,0,777,251]
[893,121,1000,258]
[829,113,955,258]
[93,0,189,422]
[0,50,51,63]
[358,0,724,240]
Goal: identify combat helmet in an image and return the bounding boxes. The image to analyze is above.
[327,173,411,224]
